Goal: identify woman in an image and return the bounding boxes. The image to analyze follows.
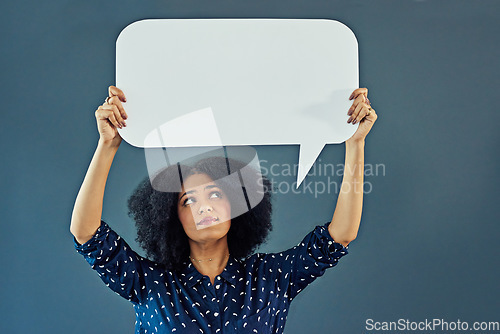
[71,86,377,334]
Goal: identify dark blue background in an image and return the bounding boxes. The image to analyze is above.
[1,1,499,333]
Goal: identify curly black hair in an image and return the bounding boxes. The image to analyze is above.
[127,156,273,272]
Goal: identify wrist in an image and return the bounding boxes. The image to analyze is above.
[345,138,365,150]
[98,137,121,150]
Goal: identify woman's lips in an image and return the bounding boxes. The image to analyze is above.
[197,217,219,225]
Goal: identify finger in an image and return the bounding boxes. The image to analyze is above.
[349,88,368,100]
[108,110,122,129]
[367,107,378,121]
[102,104,126,127]
[353,106,370,124]
[350,102,366,124]
[356,106,378,124]
[96,106,121,129]
[107,95,128,119]
[100,104,126,128]
[348,94,366,116]
[108,85,127,102]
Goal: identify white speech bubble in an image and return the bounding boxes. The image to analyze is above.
[116,19,358,187]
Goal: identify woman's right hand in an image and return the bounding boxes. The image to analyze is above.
[95,86,128,146]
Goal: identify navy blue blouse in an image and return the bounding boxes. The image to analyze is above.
[74,221,348,334]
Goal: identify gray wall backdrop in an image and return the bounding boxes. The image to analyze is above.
[1,0,499,333]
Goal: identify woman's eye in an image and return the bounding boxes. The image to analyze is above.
[209,191,222,199]
[182,191,221,206]
[183,197,195,206]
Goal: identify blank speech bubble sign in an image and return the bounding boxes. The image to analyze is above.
[116,19,358,187]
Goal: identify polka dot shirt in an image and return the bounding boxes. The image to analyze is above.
[74,221,348,334]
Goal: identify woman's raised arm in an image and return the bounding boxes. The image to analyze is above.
[70,86,128,244]
[328,88,378,246]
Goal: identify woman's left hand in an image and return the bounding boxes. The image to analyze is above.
[346,88,378,143]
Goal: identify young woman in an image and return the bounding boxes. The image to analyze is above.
[71,86,377,334]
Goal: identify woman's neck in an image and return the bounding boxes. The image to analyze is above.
[188,238,230,284]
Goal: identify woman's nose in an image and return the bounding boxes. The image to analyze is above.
[198,203,213,214]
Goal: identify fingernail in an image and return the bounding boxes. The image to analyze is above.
[348,110,352,116]
[352,120,356,124]
[347,117,351,123]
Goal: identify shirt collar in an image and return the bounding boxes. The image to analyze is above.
[180,255,242,288]
[220,256,241,286]
[180,261,202,288]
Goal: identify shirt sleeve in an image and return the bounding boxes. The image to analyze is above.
[73,220,148,304]
[276,222,349,301]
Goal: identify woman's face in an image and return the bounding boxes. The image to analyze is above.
[177,173,231,244]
